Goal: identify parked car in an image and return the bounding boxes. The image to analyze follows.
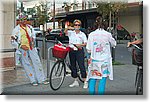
[32,27,43,37]
[45,29,69,42]
[45,29,62,40]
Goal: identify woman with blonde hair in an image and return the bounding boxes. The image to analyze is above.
[65,19,87,88]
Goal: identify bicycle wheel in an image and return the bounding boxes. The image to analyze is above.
[135,67,139,86]
[49,60,66,90]
[66,60,85,83]
[136,68,143,95]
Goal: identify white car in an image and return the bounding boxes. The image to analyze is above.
[32,27,42,37]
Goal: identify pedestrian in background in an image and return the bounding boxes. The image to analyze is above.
[65,19,88,88]
[86,16,116,95]
[11,14,49,86]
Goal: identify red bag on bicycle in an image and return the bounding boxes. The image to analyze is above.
[52,44,70,59]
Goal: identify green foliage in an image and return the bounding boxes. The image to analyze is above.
[35,1,49,26]
[95,1,127,33]
[112,61,124,65]
[27,7,36,15]
[96,2,111,17]
[95,2,127,18]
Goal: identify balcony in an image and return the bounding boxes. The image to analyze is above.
[50,3,97,15]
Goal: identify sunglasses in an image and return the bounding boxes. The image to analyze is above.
[20,18,27,21]
[74,24,81,26]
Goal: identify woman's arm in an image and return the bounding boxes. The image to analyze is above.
[127,39,143,47]
[109,33,116,47]
[75,43,87,49]
[64,26,74,36]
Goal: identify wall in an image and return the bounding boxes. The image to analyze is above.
[0,0,16,69]
[0,0,16,58]
[119,15,142,34]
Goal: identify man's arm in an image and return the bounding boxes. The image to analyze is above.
[11,26,19,49]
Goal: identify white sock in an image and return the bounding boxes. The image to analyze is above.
[74,78,78,82]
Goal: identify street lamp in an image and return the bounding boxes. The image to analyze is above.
[53,0,55,29]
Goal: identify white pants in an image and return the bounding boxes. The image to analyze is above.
[15,50,21,65]
[19,48,46,83]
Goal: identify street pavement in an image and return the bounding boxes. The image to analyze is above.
[0,40,138,95]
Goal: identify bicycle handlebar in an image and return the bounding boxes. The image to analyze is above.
[130,44,143,51]
[55,38,78,49]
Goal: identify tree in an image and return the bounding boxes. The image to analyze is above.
[27,7,36,15]
[94,1,127,61]
[95,1,127,32]
[35,1,50,28]
[62,2,78,13]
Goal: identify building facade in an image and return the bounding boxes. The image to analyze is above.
[0,0,16,69]
[55,1,142,35]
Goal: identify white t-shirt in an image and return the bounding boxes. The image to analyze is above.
[68,30,87,44]
[67,30,87,49]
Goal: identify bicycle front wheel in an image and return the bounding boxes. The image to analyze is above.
[49,60,66,91]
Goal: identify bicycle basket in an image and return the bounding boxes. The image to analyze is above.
[52,44,69,59]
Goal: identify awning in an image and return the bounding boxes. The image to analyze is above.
[55,8,97,19]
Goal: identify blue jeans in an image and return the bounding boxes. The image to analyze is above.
[89,77,107,95]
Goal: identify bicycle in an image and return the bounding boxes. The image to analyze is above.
[128,44,143,95]
[49,41,86,91]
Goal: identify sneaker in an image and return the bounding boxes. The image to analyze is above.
[31,82,38,86]
[42,80,49,85]
[69,80,79,87]
[83,81,88,89]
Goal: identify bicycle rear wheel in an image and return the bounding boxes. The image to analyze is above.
[135,68,143,95]
[49,60,66,90]
[77,67,85,83]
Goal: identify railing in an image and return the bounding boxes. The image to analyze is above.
[36,37,69,78]
[51,3,97,14]
[0,48,16,53]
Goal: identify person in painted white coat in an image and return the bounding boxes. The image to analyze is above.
[86,16,116,95]
[11,14,49,86]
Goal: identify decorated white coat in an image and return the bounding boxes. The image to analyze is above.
[11,24,35,49]
[86,29,116,80]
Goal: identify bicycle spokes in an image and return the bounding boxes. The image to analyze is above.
[49,61,66,90]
